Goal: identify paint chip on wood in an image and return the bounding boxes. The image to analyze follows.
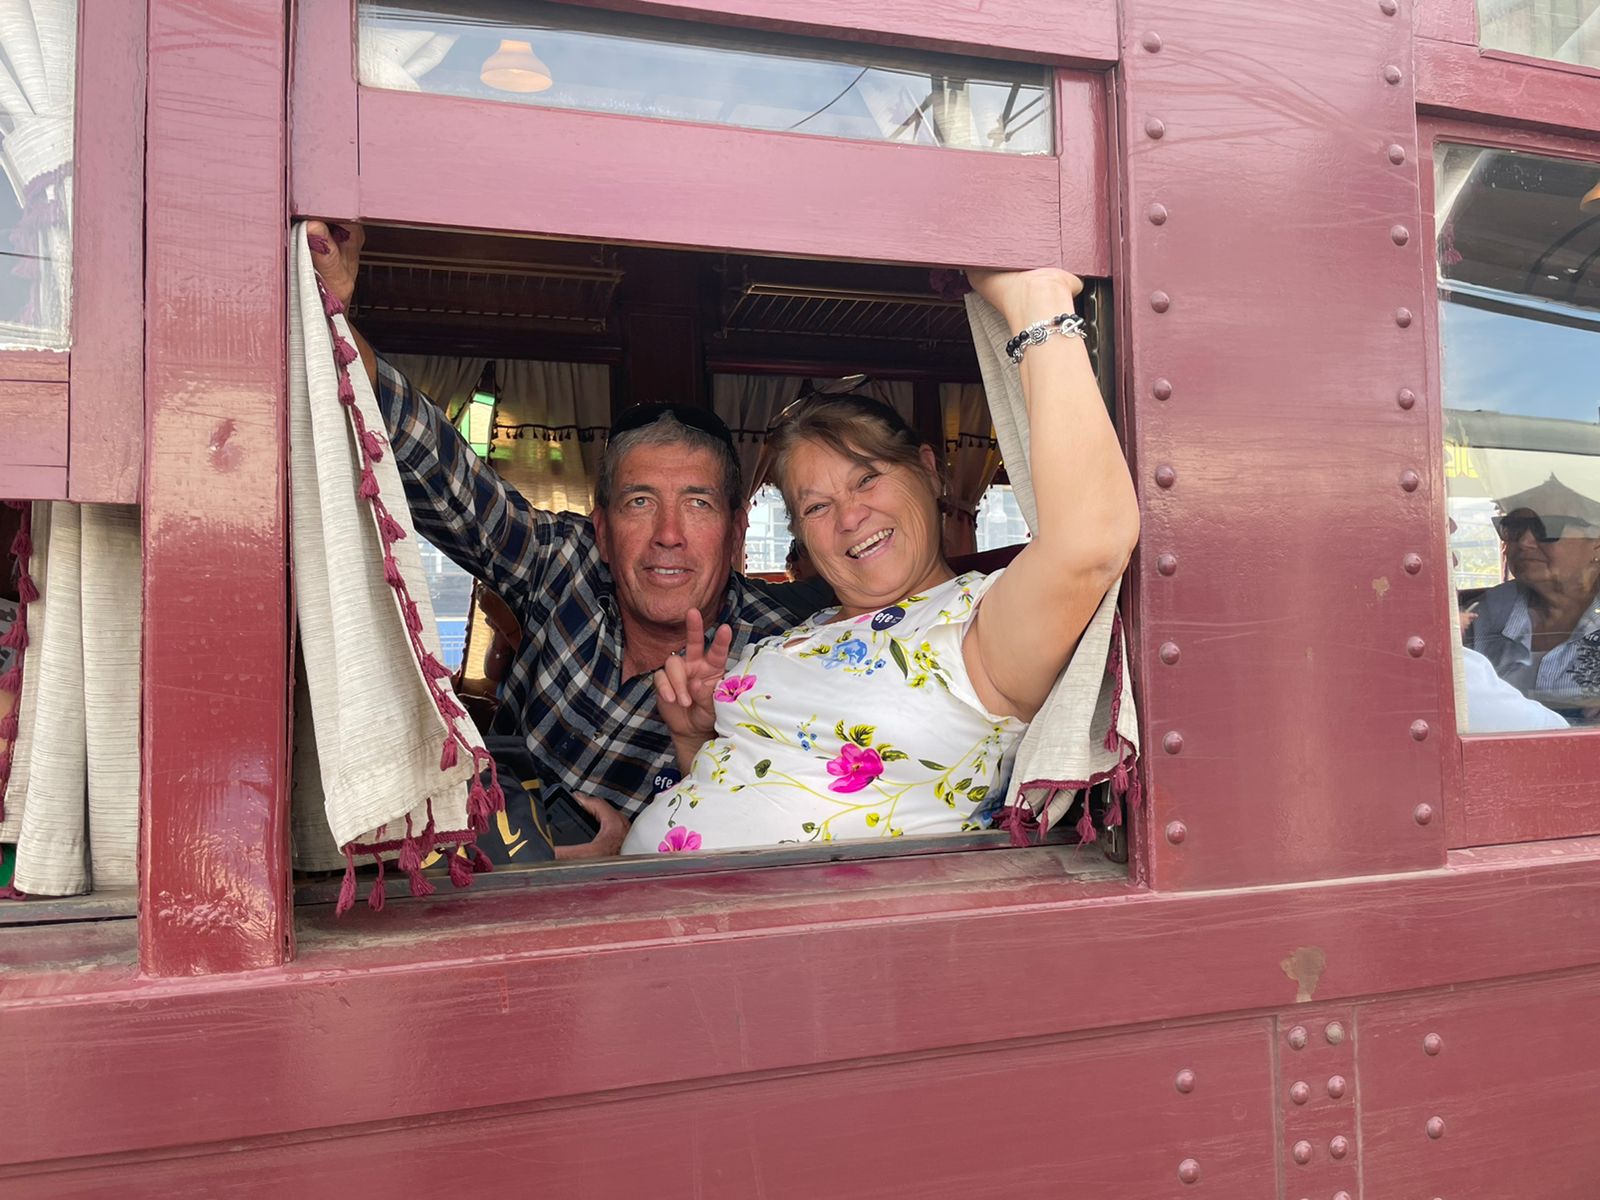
[1281,946,1326,1003]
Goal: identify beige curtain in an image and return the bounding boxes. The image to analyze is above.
[493,359,612,513]
[0,0,77,348]
[0,502,140,896]
[713,374,804,499]
[385,353,489,424]
[356,23,458,91]
[941,382,1002,557]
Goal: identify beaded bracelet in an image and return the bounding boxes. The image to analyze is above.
[1005,312,1087,364]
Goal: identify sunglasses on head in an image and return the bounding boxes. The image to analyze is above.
[611,403,735,451]
[1492,513,1597,543]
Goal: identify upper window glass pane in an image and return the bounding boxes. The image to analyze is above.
[1478,0,1600,70]
[1437,142,1600,733]
[359,1,1052,155]
[0,0,76,350]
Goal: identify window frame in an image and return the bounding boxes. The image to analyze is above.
[293,0,1115,277]
[1419,113,1600,849]
[0,0,145,504]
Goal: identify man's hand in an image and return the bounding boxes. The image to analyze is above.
[306,219,365,308]
[965,266,1083,328]
[552,794,631,859]
[654,608,733,753]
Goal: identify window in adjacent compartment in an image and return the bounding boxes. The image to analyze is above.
[1437,142,1600,733]
[0,0,77,349]
[358,0,1052,155]
[1478,0,1600,70]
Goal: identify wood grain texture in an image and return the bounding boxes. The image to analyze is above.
[140,0,291,976]
[1059,70,1113,276]
[0,381,68,478]
[357,88,1068,269]
[1417,35,1600,135]
[10,838,1600,1167]
[0,349,67,382]
[1119,0,1447,890]
[1360,966,1600,1199]
[555,0,1120,65]
[288,0,358,219]
[67,0,146,503]
[1416,0,1479,44]
[5,1021,1277,1198]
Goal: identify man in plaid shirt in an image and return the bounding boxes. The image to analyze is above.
[310,223,829,856]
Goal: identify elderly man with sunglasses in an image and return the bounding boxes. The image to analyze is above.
[1465,474,1600,725]
[309,223,830,857]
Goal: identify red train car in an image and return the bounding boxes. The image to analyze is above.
[4,0,1600,1195]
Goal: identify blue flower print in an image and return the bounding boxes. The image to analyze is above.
[823,638,870,670]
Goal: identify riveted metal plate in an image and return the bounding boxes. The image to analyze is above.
[1278,1007,1360,1198]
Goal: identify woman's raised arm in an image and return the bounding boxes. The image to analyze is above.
[960,268,1140,722]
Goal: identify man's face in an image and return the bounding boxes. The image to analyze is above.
[592,441,746,635]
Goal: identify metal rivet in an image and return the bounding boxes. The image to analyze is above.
[1156,553,1178,576]
[1288,1025,1309,1050]
[1159,641,1181,665]
[1175,1069,1196,1093]
[1414,803,1434,826]
[1380,0,1398,13]
[1403,552,1423,574]
[1407,636,1426,657]
[1325,1021,1346,1045]
[1424,1033,1443,1056]
[1400,469,1420,492]
[1391,224,1411,245]
[1426,1116,1446,1139]
[1148,202,1169,225]
[1397,386,1417,409]
[1145,116,1166,139]
[1395,307,1413,327]
[1387,142,1407,163]
[1292,1139,1313,1165]
[1327,1074,1348,1099]
[1162,731,1184,755]
[1151,290,1172,313]
[1410,719,1430,742]
[1165,820,1187,844]
[1330,1136,1351,1160]
[1384,64,1403,84]
[1178,1158,1200,1185]
[1141,31,1164,52]
[1290,1080,1311,1105]
[1156,465,1177,489]
[1153,378,1173,400]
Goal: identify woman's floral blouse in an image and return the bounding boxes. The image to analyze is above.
[621,572,1025,854]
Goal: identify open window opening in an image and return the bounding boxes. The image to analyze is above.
[293,224,1125,909]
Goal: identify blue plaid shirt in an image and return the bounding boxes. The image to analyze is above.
[374,357,828,815]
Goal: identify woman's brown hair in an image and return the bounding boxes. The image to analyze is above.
[765,393,942,537]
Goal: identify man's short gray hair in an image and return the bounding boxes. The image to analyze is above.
[594,413,743,511]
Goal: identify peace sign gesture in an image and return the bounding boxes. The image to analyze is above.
[654,608,734,767]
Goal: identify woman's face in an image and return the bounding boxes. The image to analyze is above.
[784,438,948,616]
[1504,509,1600,600]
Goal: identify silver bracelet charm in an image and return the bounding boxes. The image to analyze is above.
[1004,312,1087,365]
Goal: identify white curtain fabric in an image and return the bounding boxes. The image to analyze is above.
[0,0,77,349]
[494,359,612,513]
[356,24,458,92]
[713,374,804,499]
[0,502,140,895]
[965,293,1140,836]
[289,225,486,878]
[385,353,489,425]
[941,382,1002,558]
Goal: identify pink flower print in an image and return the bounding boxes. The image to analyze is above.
[826,743,884,793]
[714,674,756,703]
[659,826,703,853]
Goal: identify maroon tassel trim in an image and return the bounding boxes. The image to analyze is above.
[0,621,24,652]
[332,336,358,368]
[335,846,358,916]
[321,288,346,317]
[0,713,16,742]
[336,372,355,405]
[448,850,473,888]
[9,531,28,560]
[307,232,331,255]
[360,429,386,462]
[1,500,33,824]
[439,736,459,770]
[407,868,436,898]
[0,666,19,694]
[368,855,387,912]
[16,575,37,604]
[467,844,494,875]
[0,884,25,901]
[329,223,352,244]
[358,466,380,500]
[422,653,451,681]
[382,554,403,588]
[378,512,407,545]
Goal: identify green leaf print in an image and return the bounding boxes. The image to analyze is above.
[738,722,776,739]
[848,724,875,747]
[878,747,908,763]
[834,719,848,743]
[754,759,771,778]
[865,812,881,827]
[967,785,989,805]
[802,821,816,833]
[954,778,973,793]
[889,640,910,678]
[919,759,948,771]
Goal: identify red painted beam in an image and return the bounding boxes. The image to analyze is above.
[1417,36,1600,136]
[139,0,292,975]
[9,838,1600,1167]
